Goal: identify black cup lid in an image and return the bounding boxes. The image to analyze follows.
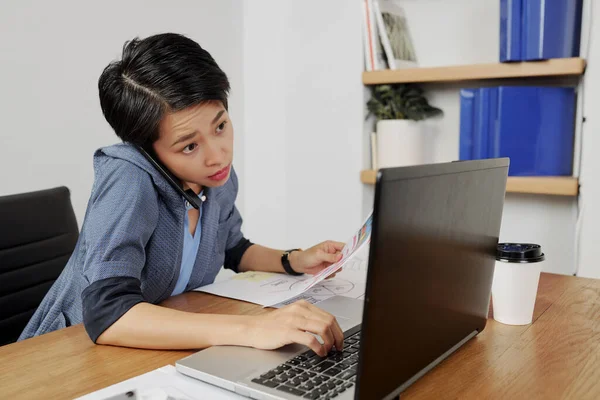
[497,243,545,263]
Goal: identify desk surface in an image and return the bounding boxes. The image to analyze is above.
[0,273,599,400]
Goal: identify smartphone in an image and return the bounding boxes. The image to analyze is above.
[135,144,202,209]
[102,390,138,400]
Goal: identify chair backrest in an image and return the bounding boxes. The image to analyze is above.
[0,186,79,346]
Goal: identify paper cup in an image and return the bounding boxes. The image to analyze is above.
[491,243,545,325]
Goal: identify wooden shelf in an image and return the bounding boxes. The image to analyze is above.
[360,170,378,184]
[504,176,579,196]
[360,170,579,196]
[362,57,586,85]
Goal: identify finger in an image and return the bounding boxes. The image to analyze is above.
[328,267,342,276]
[325,269,341,279]
[293,300,313,309]
[329,241,345,252]
[293,301,341,350]
[297,318,335,353]
[304,304,344,351]
[321,251,342,264]
[290,330,326,356]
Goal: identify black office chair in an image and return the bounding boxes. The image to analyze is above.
[0,186,79,346]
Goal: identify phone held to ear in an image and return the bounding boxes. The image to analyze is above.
[135,144,203,209]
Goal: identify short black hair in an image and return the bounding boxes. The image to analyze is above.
[98,33,230,146]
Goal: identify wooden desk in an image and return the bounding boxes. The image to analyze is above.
[0,273,598,399]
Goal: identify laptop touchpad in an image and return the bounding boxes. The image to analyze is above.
[314,296,364,332]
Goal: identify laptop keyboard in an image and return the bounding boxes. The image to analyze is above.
[251,331,361,399]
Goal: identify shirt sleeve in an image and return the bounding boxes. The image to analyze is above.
[81,277,145,343]
[224,236,254,273]
[80,157,159,342]
[222,168,253,272]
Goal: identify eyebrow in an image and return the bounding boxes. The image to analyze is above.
[171,132,197,148]
[170,110,226,148]
[212,109,225,124]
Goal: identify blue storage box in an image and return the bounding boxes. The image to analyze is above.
[459,86,576,176]
[500,0,583,62]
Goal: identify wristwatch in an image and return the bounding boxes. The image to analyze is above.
[281,249,303,276]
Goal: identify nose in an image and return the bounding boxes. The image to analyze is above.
[204,138,224,167]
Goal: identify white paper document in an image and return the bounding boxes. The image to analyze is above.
[196,212,371,307]
[197,270,310,306]
[291,212,372,294]
[75,365,244,400]
[196,244,370,308]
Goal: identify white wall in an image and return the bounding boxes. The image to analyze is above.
[0,0,245,225]
[242,0,364,250]
[241,0,290,249]
[577,0,600,278]
[361,0,581,275]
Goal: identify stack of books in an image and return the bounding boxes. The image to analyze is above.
[362,0,417,71]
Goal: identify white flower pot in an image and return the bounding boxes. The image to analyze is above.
[376,119,435,168]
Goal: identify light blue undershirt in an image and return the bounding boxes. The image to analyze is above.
[171,194,203,296]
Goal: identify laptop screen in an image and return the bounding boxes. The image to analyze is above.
[356,159,508,400]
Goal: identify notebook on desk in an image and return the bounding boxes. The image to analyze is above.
[176,158,509,400]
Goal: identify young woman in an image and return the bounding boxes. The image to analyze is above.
[19,33,345,357]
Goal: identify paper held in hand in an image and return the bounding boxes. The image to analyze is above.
[195,211,373,307]
[290,212,373,294]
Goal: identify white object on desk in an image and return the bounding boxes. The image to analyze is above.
[196,270,311,306]
[75,365,245,400]
[197,214,372,307]
[491,260,543,325]
[196,244,369,308]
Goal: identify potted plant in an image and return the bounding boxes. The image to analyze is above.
[367,84,442,168]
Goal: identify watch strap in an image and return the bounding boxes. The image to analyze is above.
[282,249,303,276]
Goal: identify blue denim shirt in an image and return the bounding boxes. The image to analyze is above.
[172,194,203,296]
[19,143,248,342]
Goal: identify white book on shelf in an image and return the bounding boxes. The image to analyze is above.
[373,0,396,69]
[361,0,374,71]
[362,0,387,71]
[376,0,418,69]
[370,131,378,170]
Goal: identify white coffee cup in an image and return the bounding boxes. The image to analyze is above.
[491,243,545,325]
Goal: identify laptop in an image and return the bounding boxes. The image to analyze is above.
[176,158,509,400]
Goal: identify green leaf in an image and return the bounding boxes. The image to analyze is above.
[367,83,443,123]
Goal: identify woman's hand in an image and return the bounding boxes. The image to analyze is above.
[289,241,345,276]
[245,300,344,356]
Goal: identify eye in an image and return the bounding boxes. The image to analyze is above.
[216,121,227,133]
[182,143,197,154]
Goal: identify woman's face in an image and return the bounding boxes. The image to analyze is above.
[153,101,233,193]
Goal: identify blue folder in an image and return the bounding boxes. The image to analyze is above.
[459,86,576,176]
[500,0,522,62]
[500,0,583,62]
[521,0,583,60]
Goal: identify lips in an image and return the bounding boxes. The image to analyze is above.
[208,165,231,181]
